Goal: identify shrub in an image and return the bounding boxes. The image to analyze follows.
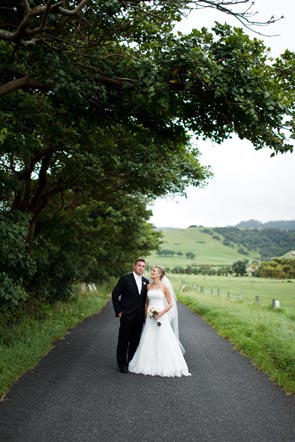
[256,258,295,279]
[0,213,36,313]
[0,272,28,314]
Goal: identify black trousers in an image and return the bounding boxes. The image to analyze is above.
[117,317,143,369]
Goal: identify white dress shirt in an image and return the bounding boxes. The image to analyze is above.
[133,272,142,294]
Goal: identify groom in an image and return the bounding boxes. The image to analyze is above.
[112,258,149,373]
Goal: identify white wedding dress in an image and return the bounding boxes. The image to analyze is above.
[128,289,191,377]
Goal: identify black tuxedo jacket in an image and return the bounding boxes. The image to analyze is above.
[112,272,149,322]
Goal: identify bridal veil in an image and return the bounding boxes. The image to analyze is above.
[162,276,185,354]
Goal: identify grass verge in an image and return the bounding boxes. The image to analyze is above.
[178,287,295,395]
[0,286,110,399]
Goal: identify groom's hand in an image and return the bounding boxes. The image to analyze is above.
[118,312,122,318]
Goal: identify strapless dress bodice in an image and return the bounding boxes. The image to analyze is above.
[147,289,166,309]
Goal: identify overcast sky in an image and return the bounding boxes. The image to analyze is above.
[150,0,295,228]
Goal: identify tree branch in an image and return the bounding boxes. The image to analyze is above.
[22,0,31,15]
[0,76,52,97]
[28,151,53,212]
[56,0,90,16]
[0,0,90,43]
[188,0,283,35]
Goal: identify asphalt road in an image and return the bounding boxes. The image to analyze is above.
[1,301,294,442]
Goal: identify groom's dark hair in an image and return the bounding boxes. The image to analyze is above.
[134,258,146,265]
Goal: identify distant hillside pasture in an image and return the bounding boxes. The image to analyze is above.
[146,227,260,268]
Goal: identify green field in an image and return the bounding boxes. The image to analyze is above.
[172,274,295,308]
[146,227,260,268]
[172,274,295,394]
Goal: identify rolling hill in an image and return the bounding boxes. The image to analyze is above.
[146,226,260,269]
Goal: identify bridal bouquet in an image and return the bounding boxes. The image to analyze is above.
[147,306,161,326]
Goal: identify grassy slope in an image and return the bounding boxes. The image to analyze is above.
[146,227,260,267]
[173,275,295,394]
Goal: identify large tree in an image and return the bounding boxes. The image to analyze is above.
[0,1,294,308]
[1,2,293,150]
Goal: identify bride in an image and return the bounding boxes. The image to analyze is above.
[128,265,191,377]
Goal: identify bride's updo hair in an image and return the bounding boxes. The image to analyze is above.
[154,265,166,280]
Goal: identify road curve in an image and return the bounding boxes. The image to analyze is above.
[1,301,294,442]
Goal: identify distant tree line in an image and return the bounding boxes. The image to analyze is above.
[234,220,295,230]
[156,250,196,259]
[165,258,295,279]
[167,264,234,276]
[167,260,250,276]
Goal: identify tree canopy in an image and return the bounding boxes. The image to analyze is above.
[0,1,294,312]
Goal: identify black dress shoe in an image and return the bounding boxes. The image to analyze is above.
[119,368,129,373]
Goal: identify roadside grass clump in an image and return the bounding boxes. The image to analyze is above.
[0,285,110,398]
[177,276,295,394]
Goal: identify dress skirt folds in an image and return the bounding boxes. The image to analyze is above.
[128,289,191,377]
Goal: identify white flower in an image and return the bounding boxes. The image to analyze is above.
[147,306,161,326]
